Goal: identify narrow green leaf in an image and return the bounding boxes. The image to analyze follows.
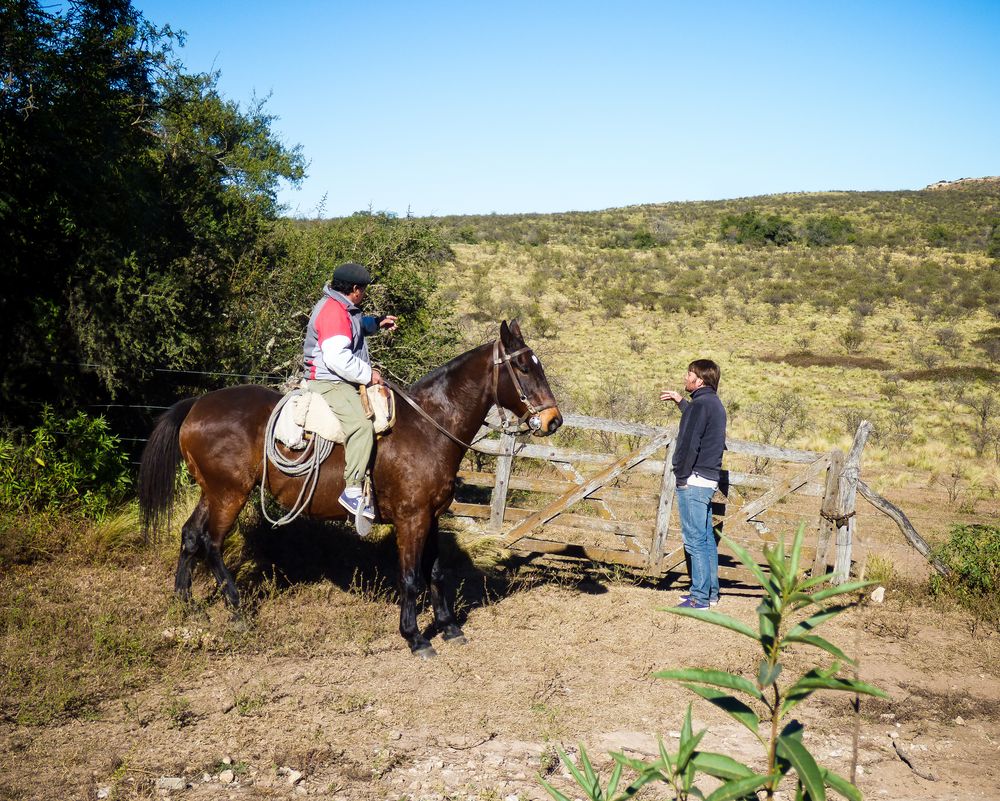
[682,758,697,792]
[662,606,760,641]
[781,666,836,713]
[610,751,659,775]
[606,760,624,799]
[683,684,761,734]
[656,736,669,762]
[560,748,589,793]
[655,668,765,700]
[785,633,854,664]
[759,608,777,654]
[809,581,872,603]
[677,726,707,770]
[764,543,789,586]
[823,768,863,801]
[792,676,888,698]
[704,772,776,801]
[758,659,783,687]
[691,751,756,780]
[721,535,777,596]
[777,735,826,801]
[580,743,597,787]
[788,527,805,584]
[780,687,816,717]
[798,573,836,592]
[681,703,694,742]
[614,765,669,800]
[656,736,673,774]
[539,777,573,801]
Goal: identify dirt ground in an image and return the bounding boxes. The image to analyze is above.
[2,513,999,801]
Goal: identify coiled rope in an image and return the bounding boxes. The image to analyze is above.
[260,391,335,526]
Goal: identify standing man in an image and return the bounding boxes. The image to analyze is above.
[660,359,727,609]
[303,262,397,519]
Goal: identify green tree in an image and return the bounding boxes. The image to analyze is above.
[227,212,457,385]
[0,0,305,421]
[804,215,857,247]
[987,218,1000,260]
[720,210,796,246]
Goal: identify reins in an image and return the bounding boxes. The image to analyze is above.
[384,377,482,450]
[387,337,554,448]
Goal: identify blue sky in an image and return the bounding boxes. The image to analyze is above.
[133,1,1000,219]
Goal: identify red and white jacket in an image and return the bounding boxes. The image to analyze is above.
[302,287,380,384]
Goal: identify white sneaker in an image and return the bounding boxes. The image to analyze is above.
[338,488,375,520]
[680,594,719,607]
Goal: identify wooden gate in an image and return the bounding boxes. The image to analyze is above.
[449,413,877,583]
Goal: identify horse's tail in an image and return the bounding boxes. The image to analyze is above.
[138,397,198,542]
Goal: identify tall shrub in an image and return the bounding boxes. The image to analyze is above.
[720,210,796,246]
[0,410,130,518]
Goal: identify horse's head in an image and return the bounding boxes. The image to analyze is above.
[495,320,563,436]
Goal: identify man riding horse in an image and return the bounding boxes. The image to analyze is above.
[302,262,397,520]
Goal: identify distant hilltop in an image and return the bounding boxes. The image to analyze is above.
[924,176,1000,190]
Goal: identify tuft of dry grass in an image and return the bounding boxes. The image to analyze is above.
[79,503,145,562]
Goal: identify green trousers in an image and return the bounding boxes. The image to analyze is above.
[307,379,374,488]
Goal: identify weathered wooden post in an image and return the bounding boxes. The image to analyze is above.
[832,420,872,584]
[488,432,516,531]
[813,449,844,576]
[650,437,677,569]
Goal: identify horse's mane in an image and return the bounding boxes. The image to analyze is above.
[407,341,493,394]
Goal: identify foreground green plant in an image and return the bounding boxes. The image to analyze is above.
[542,525,886,801]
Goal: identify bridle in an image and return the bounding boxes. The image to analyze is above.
[386,338,556,449]
[491,339,557,434]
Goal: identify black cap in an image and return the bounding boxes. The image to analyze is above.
[332,262,372,286]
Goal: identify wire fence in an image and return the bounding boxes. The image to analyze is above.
[18,361,295,466]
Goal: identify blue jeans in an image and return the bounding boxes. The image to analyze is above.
[676,485,719,604]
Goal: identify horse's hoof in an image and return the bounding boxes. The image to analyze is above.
[413,645,437,660]
[443,632,468,646]
[229,615,249,634]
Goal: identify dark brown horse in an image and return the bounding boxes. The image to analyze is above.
[138,321,562,657]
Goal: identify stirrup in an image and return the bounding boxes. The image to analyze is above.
[352,477,375,536]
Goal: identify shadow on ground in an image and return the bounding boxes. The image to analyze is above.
[213,507,763,634]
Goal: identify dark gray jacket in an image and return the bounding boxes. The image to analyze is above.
[673,386,727,486]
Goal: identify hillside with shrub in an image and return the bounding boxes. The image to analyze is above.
[425,183,999,482]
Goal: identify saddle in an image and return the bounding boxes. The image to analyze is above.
[273,384,396,450]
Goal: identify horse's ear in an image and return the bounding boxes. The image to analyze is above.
[509,319,524,342]
[499,320,511,344]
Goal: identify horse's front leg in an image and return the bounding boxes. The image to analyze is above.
[396,512,436,658]
[423,518,466,644]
